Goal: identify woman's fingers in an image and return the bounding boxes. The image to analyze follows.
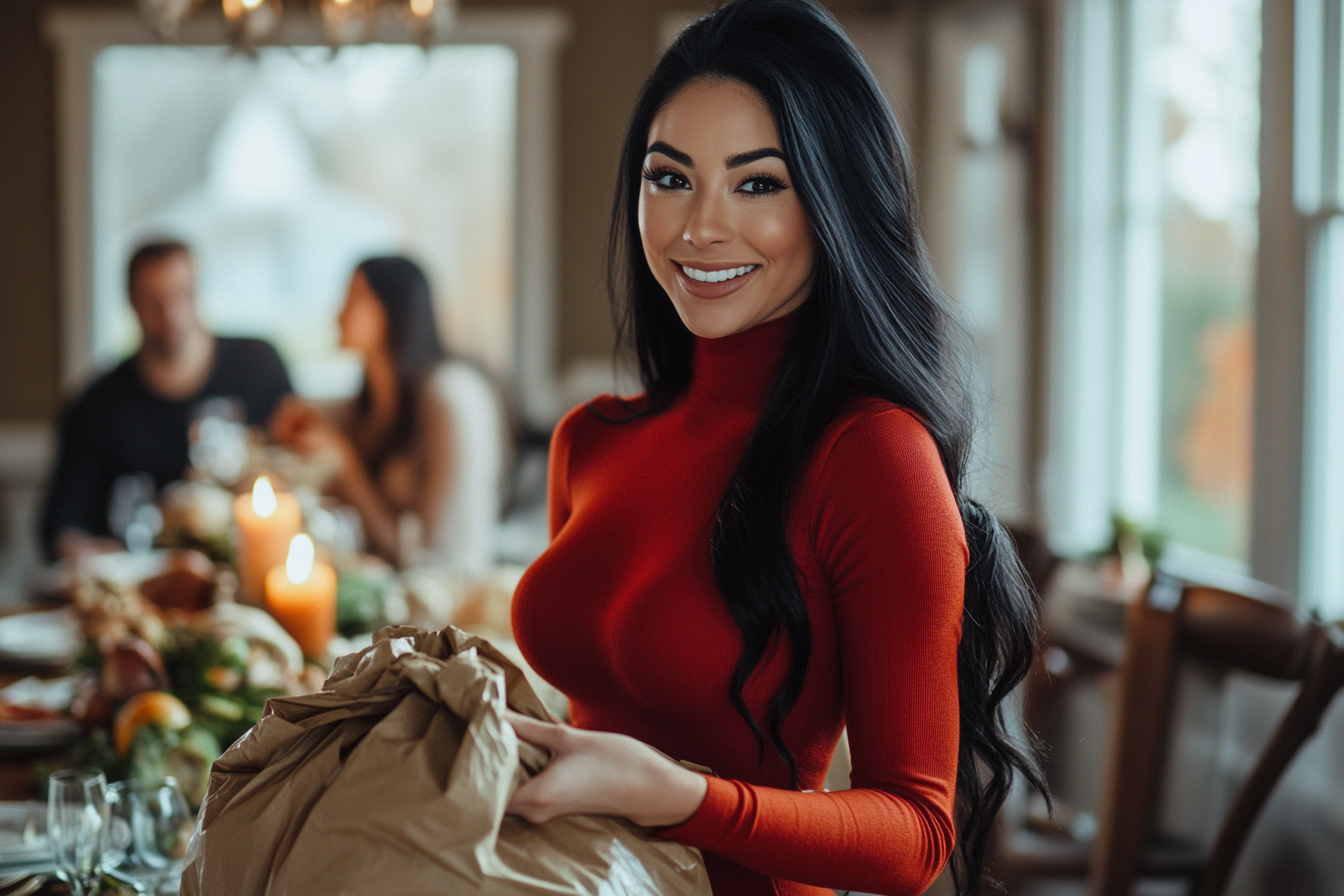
[507,770,565,824]
[504,709,569,751]
[504,711,578,824]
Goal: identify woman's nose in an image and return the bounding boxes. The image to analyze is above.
[682,189,732,248]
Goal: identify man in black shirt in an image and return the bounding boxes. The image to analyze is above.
[41,240,292,559]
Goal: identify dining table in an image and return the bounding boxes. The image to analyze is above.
[0,598,84,803]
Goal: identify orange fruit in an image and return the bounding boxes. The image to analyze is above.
[113,691,192,757]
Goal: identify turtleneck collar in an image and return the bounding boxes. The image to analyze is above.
[689,311,796,404]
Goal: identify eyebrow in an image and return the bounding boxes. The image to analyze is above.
[645,141,787,170]
[725,147,786,168]
[646,141,692,166]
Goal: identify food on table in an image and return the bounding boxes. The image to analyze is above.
[161,623,288,746]
[0,701,65,722]
[129,721,221,808]
[336,569,390,636]
[69,674,114,727]
[138,549,218,613]
[48,503,546,812]
[160,481,236,560]
[72,575,166,654]
[112,690,222,804]
[114,691,191,756]
[187,603,304,677]
[100,638,168,702]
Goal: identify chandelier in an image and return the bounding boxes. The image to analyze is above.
[138,0,455,49]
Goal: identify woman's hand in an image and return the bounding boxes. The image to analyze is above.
[268,395,320,446]
[269,396,357,473]
[504,710,708,828]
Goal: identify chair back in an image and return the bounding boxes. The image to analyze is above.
[1088,572,1344,896]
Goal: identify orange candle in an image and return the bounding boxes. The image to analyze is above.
[265,534,337,659]
[234,477,302,607]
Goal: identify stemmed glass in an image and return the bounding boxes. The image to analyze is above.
[48,768,110,896]
[134,778,192,894]
[103,782,135,873]
[107,779,193,895]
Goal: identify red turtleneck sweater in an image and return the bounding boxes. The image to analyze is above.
[511,315,966,896]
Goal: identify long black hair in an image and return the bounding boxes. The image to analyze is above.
[355,255,447,467]
[606,1,1045,891]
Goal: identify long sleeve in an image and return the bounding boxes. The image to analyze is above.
[659,407,965,895]
[512,315,966,896]
[40,395,112,556]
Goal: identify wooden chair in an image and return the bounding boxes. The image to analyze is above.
[996,570,1344,896]
[1002,525,1072,737]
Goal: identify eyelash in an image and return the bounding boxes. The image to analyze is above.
[640,166,790,197]
[736,173,788,196]
[641,166,689,190]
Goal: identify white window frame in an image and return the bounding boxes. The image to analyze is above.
[43,7,570,428]
[1048,0,1344,611]
[1045,0,1164,558]
[1293,0,1344,612]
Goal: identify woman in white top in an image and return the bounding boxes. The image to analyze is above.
[272,256,505,572]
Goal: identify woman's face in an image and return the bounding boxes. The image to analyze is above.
[639,78,816,340]
[338,270,389,358]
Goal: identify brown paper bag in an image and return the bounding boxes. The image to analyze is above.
[180,626,712,896]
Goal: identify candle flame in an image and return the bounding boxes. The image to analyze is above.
[409,0,434,16]
[286,534,316,585]
[242,0,264,9]
[252,476,278,518]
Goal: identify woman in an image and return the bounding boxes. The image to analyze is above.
[271,256,504,572]
[505,2,1044,895]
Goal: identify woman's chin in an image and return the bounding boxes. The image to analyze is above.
[671,302,756,340]
[670,294,805,340]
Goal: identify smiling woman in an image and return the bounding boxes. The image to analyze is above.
[506,2,1046,895]
[637,79,816,339]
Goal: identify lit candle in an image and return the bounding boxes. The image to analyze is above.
[234,477,302,607]
[265,534,337,659]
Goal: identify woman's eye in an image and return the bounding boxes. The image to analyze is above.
[738,175,787,195]
[643,168,689,190]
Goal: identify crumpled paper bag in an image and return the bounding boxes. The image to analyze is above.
[180,626,712,896]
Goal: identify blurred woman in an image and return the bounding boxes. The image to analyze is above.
[271,256,505,571]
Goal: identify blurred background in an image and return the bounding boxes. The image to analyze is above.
[0,0,1341,893]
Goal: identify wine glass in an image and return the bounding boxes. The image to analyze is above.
[129,778,193,895]
[102,782,134,871]
[48,768,110,896]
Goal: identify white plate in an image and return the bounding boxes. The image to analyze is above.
[0,609,82,667]
[0,718,81,750]
[0,801,50,867]
[80,551,171,588]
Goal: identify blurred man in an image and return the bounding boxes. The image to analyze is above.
[41,240,292,559]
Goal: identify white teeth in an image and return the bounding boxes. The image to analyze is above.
[680,264,757,283]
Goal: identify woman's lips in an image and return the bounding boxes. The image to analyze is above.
[674,263,760,299]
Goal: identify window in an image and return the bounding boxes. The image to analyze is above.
[1047,0,1261,565]
[46,9,568,424]
[1153,0,1261,560]
[92,43,517,399]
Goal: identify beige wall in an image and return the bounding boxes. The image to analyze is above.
[0,0,898,424]
[0,0,67,421]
